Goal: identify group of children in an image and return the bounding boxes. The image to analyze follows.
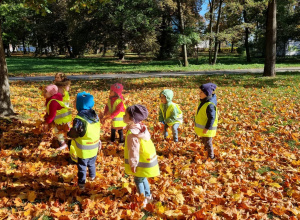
[41,73,218,207]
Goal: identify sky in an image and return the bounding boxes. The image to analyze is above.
[200,0,208,17]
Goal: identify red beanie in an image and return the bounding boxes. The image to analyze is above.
[110,83,124,99]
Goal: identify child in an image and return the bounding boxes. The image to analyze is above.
[102,83,126,144]
[67,92,101,189]
[194,83,218,159]
[123,105,160,207]
[43,84,72,150]
[54,72,71,107]
[159,89,183,142]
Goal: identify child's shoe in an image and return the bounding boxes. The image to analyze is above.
[146,195,153,203]
[78,184,85,190]
[89,176,95,181]
[142,198,148,208]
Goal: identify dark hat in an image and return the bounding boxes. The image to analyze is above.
[127,104,148,123]
[200,83,217,97]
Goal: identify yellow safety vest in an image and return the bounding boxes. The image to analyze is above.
[46,99,72,125]
[70,115,100,161]
[194,102,218,137]
[62,89,70,107]
[124,130,160,178]
[107,98,127,127]
[159,103,183,126]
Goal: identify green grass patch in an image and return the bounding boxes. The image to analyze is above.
[6,54,300,76]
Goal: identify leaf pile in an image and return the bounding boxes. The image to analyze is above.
[1,73,300,219]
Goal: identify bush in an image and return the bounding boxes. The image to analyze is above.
[237,47,246,56]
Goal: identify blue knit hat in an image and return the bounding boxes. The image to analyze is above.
[200,83,217,97]
[76,91,94,111]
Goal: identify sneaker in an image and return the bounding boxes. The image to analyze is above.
[146,195,153,203]
[89,176,95,181]
[57,143,67,151]
[78,184,85,190]
[142,198,148,208]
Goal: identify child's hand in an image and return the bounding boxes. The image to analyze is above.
[203,128,208,134]
[131,166,136,173]
[98,141,102,153]
[160,121,165,125]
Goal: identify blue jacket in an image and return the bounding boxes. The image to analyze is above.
[196,94,217,130]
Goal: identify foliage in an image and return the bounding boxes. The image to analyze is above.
[1,72,300,218]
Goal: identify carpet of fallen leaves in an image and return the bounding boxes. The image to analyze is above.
[1,73,300,220]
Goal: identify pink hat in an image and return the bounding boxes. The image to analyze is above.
[110,83,124,99]
[45,84,58,96]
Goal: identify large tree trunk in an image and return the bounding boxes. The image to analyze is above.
[177,0,188,66]
[264,0,277,77]
[0,22,14,116]
[22,39,27,54]
[208,0,215,64]
[243,9,251,62]
[212,0,223,65]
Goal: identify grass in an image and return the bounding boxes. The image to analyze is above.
[6,53,300,77]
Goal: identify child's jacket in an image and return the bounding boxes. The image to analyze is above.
[68,109,100,162]
[159,90,183,126]
[194,95,218,137]
[45,93,72,125]
[104,96,126,128]
[124,123,160,178]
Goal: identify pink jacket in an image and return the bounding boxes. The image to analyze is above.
[126,123,151,169]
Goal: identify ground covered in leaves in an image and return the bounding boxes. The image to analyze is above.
[1,72,300,219]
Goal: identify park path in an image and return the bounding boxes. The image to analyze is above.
[8,67,300,82]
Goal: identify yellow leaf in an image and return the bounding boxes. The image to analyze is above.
[27,191,36,202]
[232,193,241,201]
[156,202,165,214]
[24,209,31,216]
[269,183,281,188]
[165,166,172,175]
[122,183,129,188]
[173,193,185,205]
[209,177,217,184]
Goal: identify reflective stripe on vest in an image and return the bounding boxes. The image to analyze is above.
[54,111,72,120]
[159,103,183,126]
[124,155,158,168]
[113,117,123,121]
[195,123,217,130]
[75,140,99,150]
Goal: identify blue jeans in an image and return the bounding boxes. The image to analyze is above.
[164,123,179,142]
[77,155,97,185]
[134,177,151,197]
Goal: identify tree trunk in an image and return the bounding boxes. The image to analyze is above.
[0,22,14,116]
[243,10,251,62]
[231,42,234,53]
[65,40,74,58]
[212,0,223,65]
[22,39,27,54]
[208,0,215,64]
[177,0,188,66]
[264,0,277,77]
[102,42,107,57]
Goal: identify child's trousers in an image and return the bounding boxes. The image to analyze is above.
[164,123,179,142]
[77,155,97,186]
[134,176,151,198]
[202,137,214,159]
[111,128,124,143]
